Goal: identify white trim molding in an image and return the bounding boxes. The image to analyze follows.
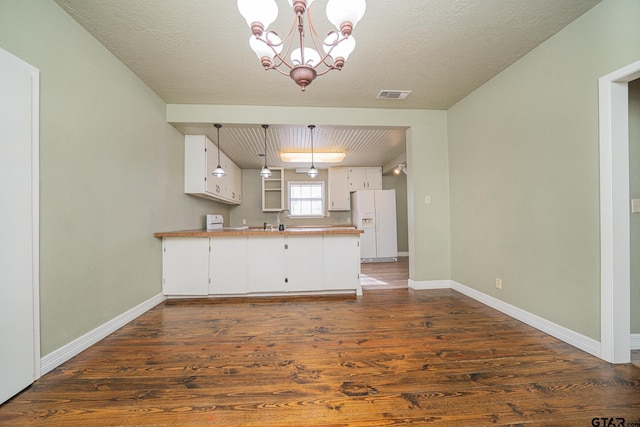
[598,60,640,364]
[408,279,452,290]
[631,334,640,351]
[408,279,601,359]
[450,281,601,358]
[41,293,166,375]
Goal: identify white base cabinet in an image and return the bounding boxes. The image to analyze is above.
[247,236,287,293]
[160,234,361,297]
[286,235,325,292]
[323,235,361,291]
[162,237,209,295]
[209,237,247,294]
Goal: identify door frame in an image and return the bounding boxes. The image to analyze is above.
[598,59,640,363]
[0,47,40,393]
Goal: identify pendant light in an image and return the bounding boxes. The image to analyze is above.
[307,125,318,178]
[260,124,272,178]
[212,123,226,177]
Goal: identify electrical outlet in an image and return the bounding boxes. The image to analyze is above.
[425,195,431,204]
[242,219,246,225]
[495,278,502,290]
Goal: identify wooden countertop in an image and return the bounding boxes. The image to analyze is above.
[154,226,363,238]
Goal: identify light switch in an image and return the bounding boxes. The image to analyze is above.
[425,195,431,204]
[632,199,640,214]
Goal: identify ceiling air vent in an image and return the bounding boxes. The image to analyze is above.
[376,90,412,100]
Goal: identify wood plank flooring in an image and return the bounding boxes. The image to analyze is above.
[360,256,408,289]
[1,266,639,425]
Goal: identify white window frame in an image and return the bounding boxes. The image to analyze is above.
[288,181,326,218]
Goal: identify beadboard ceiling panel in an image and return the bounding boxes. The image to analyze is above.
[173,123,408,170]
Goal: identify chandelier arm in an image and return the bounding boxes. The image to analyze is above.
[318,32,349,68]
[305,8,329,64]
[305,7,324,41]
[314,66,338,77]
[271,66,293,76]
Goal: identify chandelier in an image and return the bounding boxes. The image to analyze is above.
[237,0,366,91]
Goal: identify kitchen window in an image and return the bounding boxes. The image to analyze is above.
[288,181,325,217]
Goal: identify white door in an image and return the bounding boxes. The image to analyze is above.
[0,48,40,404]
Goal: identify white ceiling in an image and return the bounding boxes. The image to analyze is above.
[55,0,601,169]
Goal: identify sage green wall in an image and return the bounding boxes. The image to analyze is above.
[229,168,351,227]
[448,0,640,341]
[167,106,450,281]
[0,0,227,355]
[630,78,640,334]
[383,174,409,253]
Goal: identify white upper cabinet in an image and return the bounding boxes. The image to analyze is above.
[348,167,382,191]
[184,135,242,204]
[328,167,350,211]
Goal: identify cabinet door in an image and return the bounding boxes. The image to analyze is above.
[366,167,382,190]
[227,155,242,203]
[324,236,361,291]
[210,237,247,294]
[286,236,325,291]
[348,167,368,191]
[328,167,350,211]
[246,236,286,292]
[205,137,221,195]
[162,238,209,295]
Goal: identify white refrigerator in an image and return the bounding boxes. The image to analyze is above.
[351,189,398,262]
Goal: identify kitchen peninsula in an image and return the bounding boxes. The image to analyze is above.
[154,226,363,297]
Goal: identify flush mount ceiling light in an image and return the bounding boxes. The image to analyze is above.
[280,152,346,163]
[237,0,366,91]
[280,152,345,163]
[212,123,226,178]
[260,124,272,178]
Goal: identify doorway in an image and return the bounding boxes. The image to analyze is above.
[598,60,640,364]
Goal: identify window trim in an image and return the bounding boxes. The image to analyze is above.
[287,180,326,218]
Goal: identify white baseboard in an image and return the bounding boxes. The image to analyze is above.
[449,281,601,358]
[408,278,601,358]
[408,279,452,290]
[398,251,409,257]
[632,334,640,350]
[40,293,166,376]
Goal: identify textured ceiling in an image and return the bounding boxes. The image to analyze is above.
[54,0,601,168]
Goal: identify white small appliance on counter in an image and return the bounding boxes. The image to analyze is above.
[206,214,224,230]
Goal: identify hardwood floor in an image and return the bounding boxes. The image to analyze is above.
[1,269,639,425]
[360,256,408,289]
